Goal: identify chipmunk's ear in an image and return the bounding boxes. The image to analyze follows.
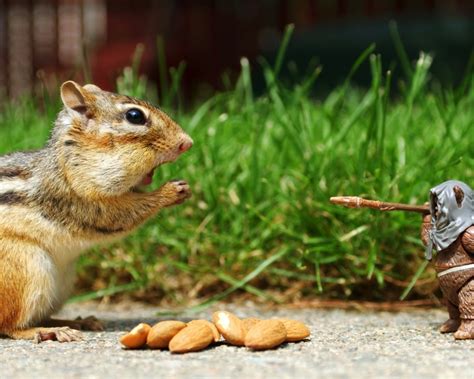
[60,81,88,114]
[83,83,102,92]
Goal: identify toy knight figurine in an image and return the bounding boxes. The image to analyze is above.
[331,179,474,340]
[421,180,474,339]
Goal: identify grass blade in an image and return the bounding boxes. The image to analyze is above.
[156,248,289,315]
[274,24,295,78]
[156,35,170,105]
[400,261,429,300]
[67,283,142,303]
[389,20,413,80]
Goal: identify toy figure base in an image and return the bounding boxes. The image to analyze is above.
[453,319,474,340]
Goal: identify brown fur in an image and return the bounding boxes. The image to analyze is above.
[0,229,48,251]
[0,167,31,179]
[0,191,26,204]
[0,248,26,332]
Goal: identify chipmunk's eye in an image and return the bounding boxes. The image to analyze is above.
[125,108,146,125]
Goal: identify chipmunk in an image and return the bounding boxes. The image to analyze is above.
[0,81,193,342]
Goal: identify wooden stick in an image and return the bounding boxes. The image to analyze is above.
[330,196,429,214]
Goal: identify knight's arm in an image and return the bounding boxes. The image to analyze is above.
[461,226,474,254]
[420,214,431,247]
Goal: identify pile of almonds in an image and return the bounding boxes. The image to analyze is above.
[119,310,310,353]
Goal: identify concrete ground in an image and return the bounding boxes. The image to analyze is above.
[1,302,473,379]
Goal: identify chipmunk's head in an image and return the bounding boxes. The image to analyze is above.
[55,81,192,198]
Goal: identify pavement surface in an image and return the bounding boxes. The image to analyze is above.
[1,302,474,379]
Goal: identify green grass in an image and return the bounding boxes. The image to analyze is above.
[1,27,473,308]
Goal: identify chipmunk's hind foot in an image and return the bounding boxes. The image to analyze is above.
[8,327,83,343]
[74,315,104,331]
[45,315,104,331]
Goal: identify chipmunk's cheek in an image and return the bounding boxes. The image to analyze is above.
[161,135,193,163]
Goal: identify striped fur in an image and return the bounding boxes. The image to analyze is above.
[0,191,26,204]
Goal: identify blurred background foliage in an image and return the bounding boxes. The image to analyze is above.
[0,1,473,309]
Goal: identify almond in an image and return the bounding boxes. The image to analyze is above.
[212,311,246,346]
[119,323,151,349]
[169,322,214,353]
[146,320,187,349]
[278,319,310,342]
[242,318,261,334]
[187,319,220,342]
[244,319,287,350]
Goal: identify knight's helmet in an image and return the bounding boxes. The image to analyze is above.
[426,180,474,260]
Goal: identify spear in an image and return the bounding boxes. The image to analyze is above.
[330,196,430,214]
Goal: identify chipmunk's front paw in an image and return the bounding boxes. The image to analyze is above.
[159,180,191,207]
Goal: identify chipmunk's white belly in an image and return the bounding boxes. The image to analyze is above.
[0,204,95,326]
[22,240,92,326]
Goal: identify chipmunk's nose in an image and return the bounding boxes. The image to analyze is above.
[178,135,193,152]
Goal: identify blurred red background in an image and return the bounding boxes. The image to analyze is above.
[0,0,473,98]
